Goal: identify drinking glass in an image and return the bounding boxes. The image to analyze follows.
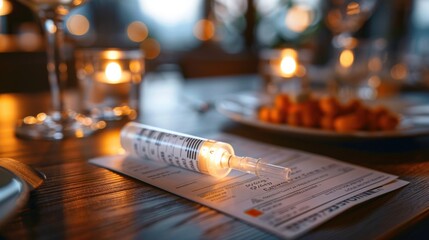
[325,0,378,99]
[15,0,103,140]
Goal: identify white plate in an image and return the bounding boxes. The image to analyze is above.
[216,92,429,138]
[0,167,29,227]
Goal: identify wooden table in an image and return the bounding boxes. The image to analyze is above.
[1,74,429,239]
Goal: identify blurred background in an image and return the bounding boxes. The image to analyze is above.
[0,0,428,94]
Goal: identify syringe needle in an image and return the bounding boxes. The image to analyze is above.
[227,155,291,180]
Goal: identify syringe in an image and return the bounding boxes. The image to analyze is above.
[120,122,291,180]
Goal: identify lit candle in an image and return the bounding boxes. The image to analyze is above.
[279,49,298,77]
[270,48,306,78]
[339,49,354,69]
[95,61,131,84]
[76,48,144,120]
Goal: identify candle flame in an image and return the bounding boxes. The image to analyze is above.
[279,49,298,77]
[105,62,123,83]
[339,49,354,68]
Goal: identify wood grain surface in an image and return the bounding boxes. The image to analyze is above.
[1,74,429,239]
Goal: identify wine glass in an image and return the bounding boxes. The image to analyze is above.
[15,0,104,140]
[325,0,378,100]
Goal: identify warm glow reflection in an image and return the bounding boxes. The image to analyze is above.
[285,5,312,33]
[368,75,381,88]
[296,65,307,78]
[0,0,12,16]
[339,49,354,68]
[140,38,161,59]
[368,57,382,72]
[0,95,19,123]
[193,19,215,41]
[127,21,149,42]
[98,129,123,155]
[23,116,37,125]
[105,62,123,83]
[105,50,121,60]
[36,113,47,121]
[279,48,298,77]
[129,60,142,73]
[67,14,90,36]
[390,63,408,80]
[18,23,42,51]
[18,32,41,51]
[280,56,297,77]
[0,35,12,51]
[347,2,361,15]
[73,0,84,5]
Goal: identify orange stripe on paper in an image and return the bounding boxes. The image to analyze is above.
[245,208,263,217]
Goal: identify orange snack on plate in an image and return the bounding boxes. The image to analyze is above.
[301,101,321,128]
[287,104,303,126]
[377,113,399,131]
[256,92,399,132]
[258,106,271,122]
[269,107,285,124]
[334,113,365,132]
[341,98,363,115]
[320,115,336,130]
[319,96,341,116]
[274,93,290,114]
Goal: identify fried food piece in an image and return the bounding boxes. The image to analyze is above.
[269,107,285,124]
[334,113,365,132]
[319,96,341,116]
[341,98,363,115]
[287,104,303,126]
[377,113,399,131]
[274,93,290,114]
[320,115,336,130]
[258,106,271,122]
[301,101,321,128]
[258,92,399,132]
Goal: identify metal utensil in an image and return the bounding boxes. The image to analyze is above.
[0,158,45,227]
[0,158,45,190]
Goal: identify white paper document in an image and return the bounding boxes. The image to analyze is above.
[90,134,408,239]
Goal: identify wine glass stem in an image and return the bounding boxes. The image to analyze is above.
[41,16,66,120]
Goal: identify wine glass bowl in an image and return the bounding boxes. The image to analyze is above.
[325,0,378,100]
[15,0,104,140]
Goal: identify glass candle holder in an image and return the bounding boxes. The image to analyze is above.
[75,48,144,121]
[259,48,310,96]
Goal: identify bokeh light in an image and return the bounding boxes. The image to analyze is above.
[339,49,354,68]
[140,38,161,59]
[346,2,361,15]
[279,49,298,77]
[17,23,42,51]
[105,62,123,83]
[285,5,312,33]
[390,63,408,80]
[127,21,149,43]
[0,0,12,16]
[0,35,13,52]
[66,14,90,36]
[193,19,215,41]
[139,0,199,25]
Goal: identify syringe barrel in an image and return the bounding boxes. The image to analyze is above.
[120,122,232,178]
[121,122,291,180]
